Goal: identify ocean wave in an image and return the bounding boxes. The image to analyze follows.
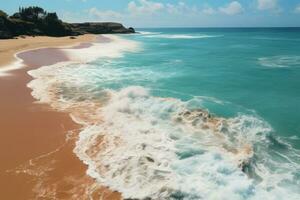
[143,34,222,39]
[29,66,300,199]
[27,36,300,199]
[138,31,161,35]
[258,56,300,68]
[62,35,140,63]
[72,86,299,199]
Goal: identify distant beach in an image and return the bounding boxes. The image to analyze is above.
[0,35,95,75]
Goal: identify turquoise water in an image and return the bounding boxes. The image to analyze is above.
[29,28,300,199]
[124,28,300,139]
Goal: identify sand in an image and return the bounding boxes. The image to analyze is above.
[0,35,95,69]
[0,35,121,199]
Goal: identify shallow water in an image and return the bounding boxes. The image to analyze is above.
[28,29,300,199]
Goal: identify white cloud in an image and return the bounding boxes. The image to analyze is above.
[166,2,198,15]
[166,2,185,14]
[128,0,164,15]
[295,5,300,13]
[202,7,217,15]
[88,7,123,21]
[219,1,243,15]
[257,0,277,10]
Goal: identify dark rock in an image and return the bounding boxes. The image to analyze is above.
[146,156,154,162]
[128,27,135,33]
[70,22,135,34]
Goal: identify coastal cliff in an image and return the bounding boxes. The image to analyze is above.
[71,22,135,34]
[0,7,134,39]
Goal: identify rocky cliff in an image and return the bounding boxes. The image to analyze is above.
[70,22,135,34]
[0,7,135,39]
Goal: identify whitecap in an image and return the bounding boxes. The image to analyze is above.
[73,86,300,199]
[258,55,300,68]
[138,31,161,35]
[26,35,300,200]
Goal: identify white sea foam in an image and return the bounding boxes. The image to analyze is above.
[0,55,24,77]
[27,35,142,113]
[139,31,161,35]
[144,34,222,39]
[258,55,300,68]
[27,35,300,199]
[62,35,140,63]
[73,86,300,199]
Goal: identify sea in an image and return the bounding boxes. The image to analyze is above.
[28,28,300,200]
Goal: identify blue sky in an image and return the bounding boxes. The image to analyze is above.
[2,0,300,27]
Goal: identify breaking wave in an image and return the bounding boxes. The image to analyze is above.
[139,31,162,35]
[27,35,300,199]
[74,86,300,200]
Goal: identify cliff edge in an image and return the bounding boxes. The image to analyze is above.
[0,7,134,39]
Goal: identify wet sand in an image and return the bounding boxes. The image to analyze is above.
[0,36,121,199]
[0,35,95,69]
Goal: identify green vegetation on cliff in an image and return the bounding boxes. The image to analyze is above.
[0,6,135,39]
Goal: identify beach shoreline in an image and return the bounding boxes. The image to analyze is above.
[0,35,121,199]
[0,35,96,76]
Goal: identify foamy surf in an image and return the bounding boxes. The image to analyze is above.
[139,31,162,35]
[73,86,300,200]
[62,35,140,63]
[27,35,300,199]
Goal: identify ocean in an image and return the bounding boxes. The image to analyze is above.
[28,28,300,199]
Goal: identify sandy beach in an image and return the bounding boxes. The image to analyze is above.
[0,35,121,199]
[2,2,300,199]
[0,35,96,69]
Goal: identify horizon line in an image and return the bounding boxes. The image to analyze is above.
[133,26,300,29]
